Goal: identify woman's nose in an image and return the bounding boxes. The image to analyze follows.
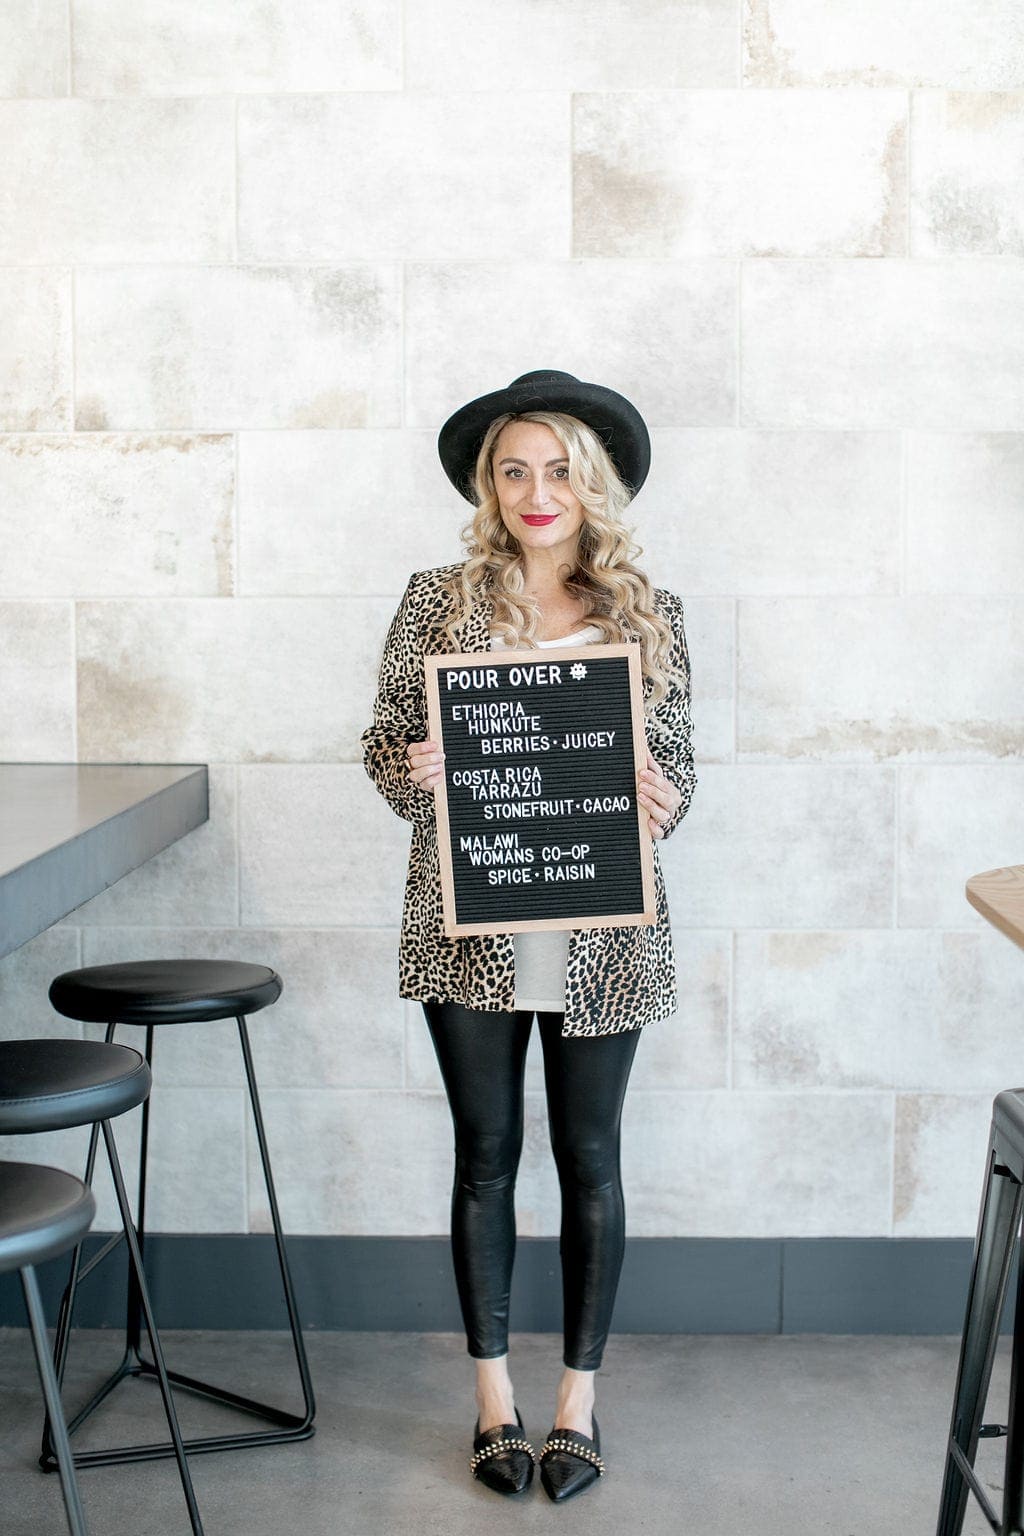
[529,477,550,507]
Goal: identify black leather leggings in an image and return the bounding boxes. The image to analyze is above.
[422,1001,641,1371]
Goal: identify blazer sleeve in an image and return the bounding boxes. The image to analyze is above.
[360,573,438,828]
[645,588,698,841]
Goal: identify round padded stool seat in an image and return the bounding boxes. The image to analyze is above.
[0,1162,96,1275]
[0,1039,151,1133]
[49,959,283,1026]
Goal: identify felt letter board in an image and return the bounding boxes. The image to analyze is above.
[425,643,656,937]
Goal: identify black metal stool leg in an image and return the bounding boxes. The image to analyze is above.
[41,1005,314,1467]
[937,1139,1024,1536]
[39,1118,205,1533]
[1003,1248,1024,1533]
[42,1023,136,1467]
[22,1264,89,1536]
[129,1015,316,1448]
[125,1022,155,1360]
[234,1013,316,1435]
[98,1119,204,1534]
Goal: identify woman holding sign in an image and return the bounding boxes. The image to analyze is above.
[361,371,697,1502]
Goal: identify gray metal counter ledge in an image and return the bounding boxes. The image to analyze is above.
[0,763,209,959]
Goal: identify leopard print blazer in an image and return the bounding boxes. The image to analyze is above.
[360,563,697,1038]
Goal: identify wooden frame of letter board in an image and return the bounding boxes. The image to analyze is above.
[425,643,656,938]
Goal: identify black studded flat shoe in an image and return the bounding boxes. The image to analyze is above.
[469,1405,536,1494]
[538,1413,604,1502]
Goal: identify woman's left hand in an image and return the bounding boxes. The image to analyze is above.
[638,749,682,840]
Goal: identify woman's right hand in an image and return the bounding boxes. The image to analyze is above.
[406,739,445,791]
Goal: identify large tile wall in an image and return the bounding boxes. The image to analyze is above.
[1,1,1022,1240]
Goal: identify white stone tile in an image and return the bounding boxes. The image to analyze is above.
[907,433,1024,594]
[460,570,720,768]
[0,434,234,598]
[734,928,1024,1092]
[404,261,736,430]
[902,929,1024,1092]
[53,1084,245,1232]
[405,999,441,1091]
[622,1089,894,1236]
[69,767,237,928]
[899,766,1024,927]
[739,596,1024,760]
[74,265,401,431]
[648,596,731,764]
[0,602,74,759]
[0,1125,94,1203]
[50,1083,248,1233]
[79,1013,243,1101]
[741,258,1024,429]
[238,765,411,928]
[629,929,730,1089]
[575,89,907,257]
[735,932,897,1090]
[744,0,1024,88]
[0,99,233,263]
[245,1088,454,1234]
[0,0,67,95]
[238,431,465,595]
[0,268,71,431]
[239,93,569,261]
[405,0,737,90]
[912,92,1024,255]
[894,1093,996,1236]
[0,1079,245,1232]
[635,430,901,595]
[73,0,401,94]
[0,928,82,1039]
[240,928,405,1090]
[657,765,895,928]
[121,1085,247,1232]
[76,595,396,762]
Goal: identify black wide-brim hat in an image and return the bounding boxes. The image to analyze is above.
[437,369,651,503]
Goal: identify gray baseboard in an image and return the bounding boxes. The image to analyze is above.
[0,1234,1010,1335]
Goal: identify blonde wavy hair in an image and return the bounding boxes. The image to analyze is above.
[444,409,680,709]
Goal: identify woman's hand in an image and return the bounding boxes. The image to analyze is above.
[638,748,682,839]
[406,739,445,791]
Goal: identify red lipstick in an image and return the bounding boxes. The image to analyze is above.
[521,514,559,526]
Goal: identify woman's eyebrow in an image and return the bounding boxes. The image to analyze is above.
[497,456,569,466]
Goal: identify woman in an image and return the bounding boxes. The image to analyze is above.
[361,370,697,1501]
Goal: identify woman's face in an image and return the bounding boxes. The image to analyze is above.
[491,419,586,565]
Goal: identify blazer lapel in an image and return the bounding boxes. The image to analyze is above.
[457,590,494,654]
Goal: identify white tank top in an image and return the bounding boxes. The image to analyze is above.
[488,624,603,1013]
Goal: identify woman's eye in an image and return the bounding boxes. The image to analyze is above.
[552,466,569,479]
[503,466,525,479]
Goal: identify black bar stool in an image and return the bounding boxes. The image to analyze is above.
[0,1039,203,1534]
[937,1088,1024,1536]
[0,1161,97,1535]
[45,958,315,1470]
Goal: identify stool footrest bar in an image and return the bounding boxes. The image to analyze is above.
[41,1356,314,1470]
[43,1422,315,1471]
[76,1230,124,1284]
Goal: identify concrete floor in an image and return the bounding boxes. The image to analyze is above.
[0,1329,1013,1536]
